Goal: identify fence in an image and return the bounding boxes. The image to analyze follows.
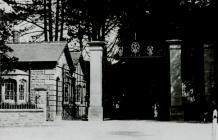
[0,94,42,110]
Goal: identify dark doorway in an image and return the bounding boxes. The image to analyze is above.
[103,56,170,120]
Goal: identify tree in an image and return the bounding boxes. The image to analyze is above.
[4,0,45,42]
[54,0,60,41]
[0,0,18,102]
[48,0,53,41]
[43,0,48,41]
[4,0,217,52]
[65,0,122,58]
[0,2,18,72]
[5,0,67,42]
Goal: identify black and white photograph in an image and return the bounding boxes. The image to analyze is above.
[0,0,218,139]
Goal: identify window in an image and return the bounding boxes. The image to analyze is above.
[64,81,70,102]
[56,77,60,114]
[76,85,83,103]
[19,80,26,100]
[64,76,74,103]
[4,79,17,101]
[62,65,75,104]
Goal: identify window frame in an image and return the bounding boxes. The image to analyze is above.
[18,79,27,101]
[4,79,17,102]
[62,65,75,105]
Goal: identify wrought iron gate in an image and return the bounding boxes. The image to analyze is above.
[103,40,170,120]
[62,71,89,120]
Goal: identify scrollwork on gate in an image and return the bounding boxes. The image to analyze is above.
[131,42,140,56]
[147,45,154,56]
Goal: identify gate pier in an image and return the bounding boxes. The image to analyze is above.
[168,39,184,120]
[88,41,104,121]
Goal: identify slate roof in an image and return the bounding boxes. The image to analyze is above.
[7,42,67,62]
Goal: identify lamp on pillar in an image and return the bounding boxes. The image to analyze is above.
[88,41,105,121]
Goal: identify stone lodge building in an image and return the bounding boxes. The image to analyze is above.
[0,42,88,126]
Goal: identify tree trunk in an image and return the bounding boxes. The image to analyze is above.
[55,0,60,41]
[48,0,53,41]
[87,21,92,41]
[44,0,48,41]
[100,18,105,41]
[78,21,83,51]
[91,18,98,41]
[60,0,65,41]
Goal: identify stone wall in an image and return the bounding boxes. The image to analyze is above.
[31,69,56,91]
[0,85,49,127]
[0,109,46,127]
[30,69,57,121]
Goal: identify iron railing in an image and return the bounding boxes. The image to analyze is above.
[62,69,89,120]
[0,102,39,109]
[0,94,42,109]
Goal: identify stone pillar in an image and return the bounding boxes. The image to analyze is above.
[88,41,104,121]
[203,44,215,104]
[0,51,2,103]
[167,39,183,120]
